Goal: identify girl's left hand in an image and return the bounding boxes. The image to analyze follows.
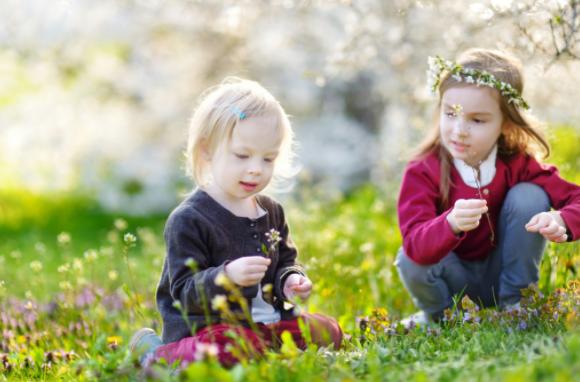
[283,274,312,301]
[525,211,568,243]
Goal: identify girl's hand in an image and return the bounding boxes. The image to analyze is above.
[525,211,568,243]
[224,256,271,287]
[283,274,312,301]
[446,199,488,234]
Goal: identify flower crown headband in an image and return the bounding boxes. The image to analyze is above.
[427,55,530,110]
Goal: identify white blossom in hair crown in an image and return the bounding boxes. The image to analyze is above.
[426,55,530,110]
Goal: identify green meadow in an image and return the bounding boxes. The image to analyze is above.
[0,126,579,381]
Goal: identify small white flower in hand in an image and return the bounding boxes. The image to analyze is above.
[525,211,568,243]
[262,228,282,257]
[283,273,312,301]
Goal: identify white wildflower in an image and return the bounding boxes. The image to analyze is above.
[211,295,228,311]
[29,261,43,272]
[57,232,71,245]
[123,232,137,245]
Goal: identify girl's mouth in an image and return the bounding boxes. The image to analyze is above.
[451,140,469,153]
[240,181,258,192]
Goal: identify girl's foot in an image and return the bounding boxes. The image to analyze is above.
[399,311,429,329]
[130,328,163,366]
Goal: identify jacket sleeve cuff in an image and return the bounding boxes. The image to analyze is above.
[560,209,580,241]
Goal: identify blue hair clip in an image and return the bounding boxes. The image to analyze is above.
[230,106,247,120]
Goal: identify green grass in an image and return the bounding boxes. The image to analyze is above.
[1,185,579,381]
[0,126,579,381]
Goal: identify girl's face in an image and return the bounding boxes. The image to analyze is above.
[439,85,505,166]
[207,113,282,202]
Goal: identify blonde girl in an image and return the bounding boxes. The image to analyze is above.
[130,78,342,366]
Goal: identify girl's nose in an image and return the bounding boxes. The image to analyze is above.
[248,161,263,175]
[453,118,469,137]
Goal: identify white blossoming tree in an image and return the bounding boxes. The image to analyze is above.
[0,0,578,213]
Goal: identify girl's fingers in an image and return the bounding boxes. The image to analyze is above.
[456,215,480,223]
[292,281,312,292]
[244,272,266,282]
[525,224,538,232]
[538,221,566,242]
[246,265,268,273]
[545,232,566,243]
[526,216,549,231]
[540,222,564,236]
[456,217,481,227]
[454,207,488,218]
[245,257,271,266]
[525,214,539,228]
[283,285,296,298]
[296,292,311,300]
[456,199,487,209]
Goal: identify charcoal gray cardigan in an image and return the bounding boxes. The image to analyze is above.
[156,189,305,344]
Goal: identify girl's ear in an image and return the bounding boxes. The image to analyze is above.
[200,140,212,162]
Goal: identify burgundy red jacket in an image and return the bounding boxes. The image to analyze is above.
[398,151,580,265]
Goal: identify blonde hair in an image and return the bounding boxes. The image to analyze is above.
[415,48,550,209]
[186,77,298,190]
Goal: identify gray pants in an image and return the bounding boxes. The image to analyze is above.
[395,183,550,317]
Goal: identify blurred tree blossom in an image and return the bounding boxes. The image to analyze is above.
[0,0,578,213]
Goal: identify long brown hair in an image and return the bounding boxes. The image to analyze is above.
[414,48,550,209]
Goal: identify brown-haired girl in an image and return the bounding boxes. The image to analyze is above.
[396,49,580,326]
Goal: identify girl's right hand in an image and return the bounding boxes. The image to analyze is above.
[224,256,271,287]
[446,198,488,234]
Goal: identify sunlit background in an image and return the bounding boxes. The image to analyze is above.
[1,2,580,379]
[1,0,579,214]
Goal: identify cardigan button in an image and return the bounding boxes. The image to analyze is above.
[253,233,259,239]
[250,222,256,227]
[256,247,261,252]
[483,189,489,195]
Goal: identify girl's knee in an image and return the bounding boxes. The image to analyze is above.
[396,248,438,286]
[504,183,550,215]
[198,324,267,359]
[302,313,343,350]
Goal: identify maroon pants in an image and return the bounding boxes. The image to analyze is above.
[154,313,342,367]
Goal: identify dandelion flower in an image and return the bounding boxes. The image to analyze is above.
[59,281,72,291]
[215,272,231,288]
[114,218,128,231]
[29,261,43,272]
[211,295,228,311]
[124,233,137,245]
[83,250,98,262]
[108,270,118,281]
[57,263,70,273]
[57,232,71,245]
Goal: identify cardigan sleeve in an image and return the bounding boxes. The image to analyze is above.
[271,202,305,301]
[163,208,230,314]
[514,155,580,241]
[397,160,465,265]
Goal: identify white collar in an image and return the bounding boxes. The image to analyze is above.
[453,145,497,188]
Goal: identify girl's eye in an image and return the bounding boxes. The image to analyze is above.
[235,154,249,159]
[473,118,485,124]
[264,158,274,163]
[445,112,456,118]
